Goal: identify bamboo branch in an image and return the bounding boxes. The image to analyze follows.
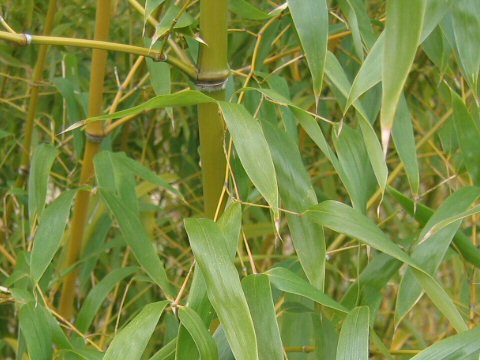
[0,30,197,78]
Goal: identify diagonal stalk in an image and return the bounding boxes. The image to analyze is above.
[58,0,112,320]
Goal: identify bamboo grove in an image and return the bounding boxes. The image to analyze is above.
[0,0,479,359]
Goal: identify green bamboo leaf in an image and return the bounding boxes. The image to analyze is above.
[76,267,138,333]
[288,0,328,99]
[396,187,479,328]
[219,102,279,219]
[306,201,467,332]
[411,326,480,359]
[149,339,176,360]
[346,32,384,113]
[266,267,348,314]
[263,120,325,289]
[30,190,77,284]
[333,125,377,212]
[64,90,213,132]
[451,90,480,185]
[152,4,194,44]
[103,301,169,360]
[389,186,480,269]
[381,0,426,152]
[242,274,284,360]
[336,307,369,360]
[338,0,376,50]
[337,0,365,60]
[145,0,166,28]
[96,151,181,198]
[28,144,58,224]
[100,190,174,297]
[421,0,456,42]
[452,0,480,93]
[177,307,218,360]
[184,218,258,360]
[325,52,388,196]
[175,203,242,360]
[229,0,272,20]
[19,303,53,360]
[391,96,420,195]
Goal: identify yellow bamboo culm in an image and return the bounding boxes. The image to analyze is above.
[58,0,112,320]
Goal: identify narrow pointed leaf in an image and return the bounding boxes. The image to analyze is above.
[100,190,174,296]
[263,120,325,289]
[19,303,53,360]
[336,307,369,360]
[391,96,420,195]
[411,326,480,359]
[30,190,77,284]
[288,0,328,99]
[396,187,479,327]
[177,307,218,360]
[76,267,137,332]
[28,144,58,224]
[381,0,426,151]
[219,102,279,219]
[242,274,284,360]
[452,90,480,185]
[306,201,467,332]
[103,301,169,360]
[266,267,348,314]
[184,218,259,360]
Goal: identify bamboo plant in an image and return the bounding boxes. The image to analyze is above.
[0,1,479,359]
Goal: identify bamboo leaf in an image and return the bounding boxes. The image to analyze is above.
[391,96,420,195]
[411,326,480,359]
[451,89,480,185]
[100,190,174,297]
[229,0,272,20]
[177,307,218,360]
[184,218,259,360]
[263,120,325,289]
[381,0,426,152]
[19,303,53,360]
[219,102,279,219]
[336,307,370,360]
[396,187,479,328]
[76,267,138,333]
[452,0,480,93]
[28,144,58,224]
[306,201,468,332]
[288,0,328,99]
[389,186,480,269]
[103,301,169,360]
[325,52,388,196]
[266,267,348,314]
[30,190,77,284]
[242,274,284,360]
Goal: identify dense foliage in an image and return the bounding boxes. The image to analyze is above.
[0,0,479,359]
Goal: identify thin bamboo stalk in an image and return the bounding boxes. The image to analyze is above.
[0,31,197,78]
[15,0,57,188]
[58,0,112,320]
[0,0,57,242]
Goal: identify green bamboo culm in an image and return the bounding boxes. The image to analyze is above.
[196,0,229,219]
[58,0,112,320]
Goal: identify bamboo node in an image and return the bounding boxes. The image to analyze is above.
[195,78,228,92]
[23,33,32,46]
[85,132,106,143]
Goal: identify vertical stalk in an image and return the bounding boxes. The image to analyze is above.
[176,0,229,356]
[58,0,112,320]
[15,0,57,189]
[196,0,229,218]
[0,0,57,240]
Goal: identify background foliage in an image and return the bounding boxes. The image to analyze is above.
[0,0,479,359]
